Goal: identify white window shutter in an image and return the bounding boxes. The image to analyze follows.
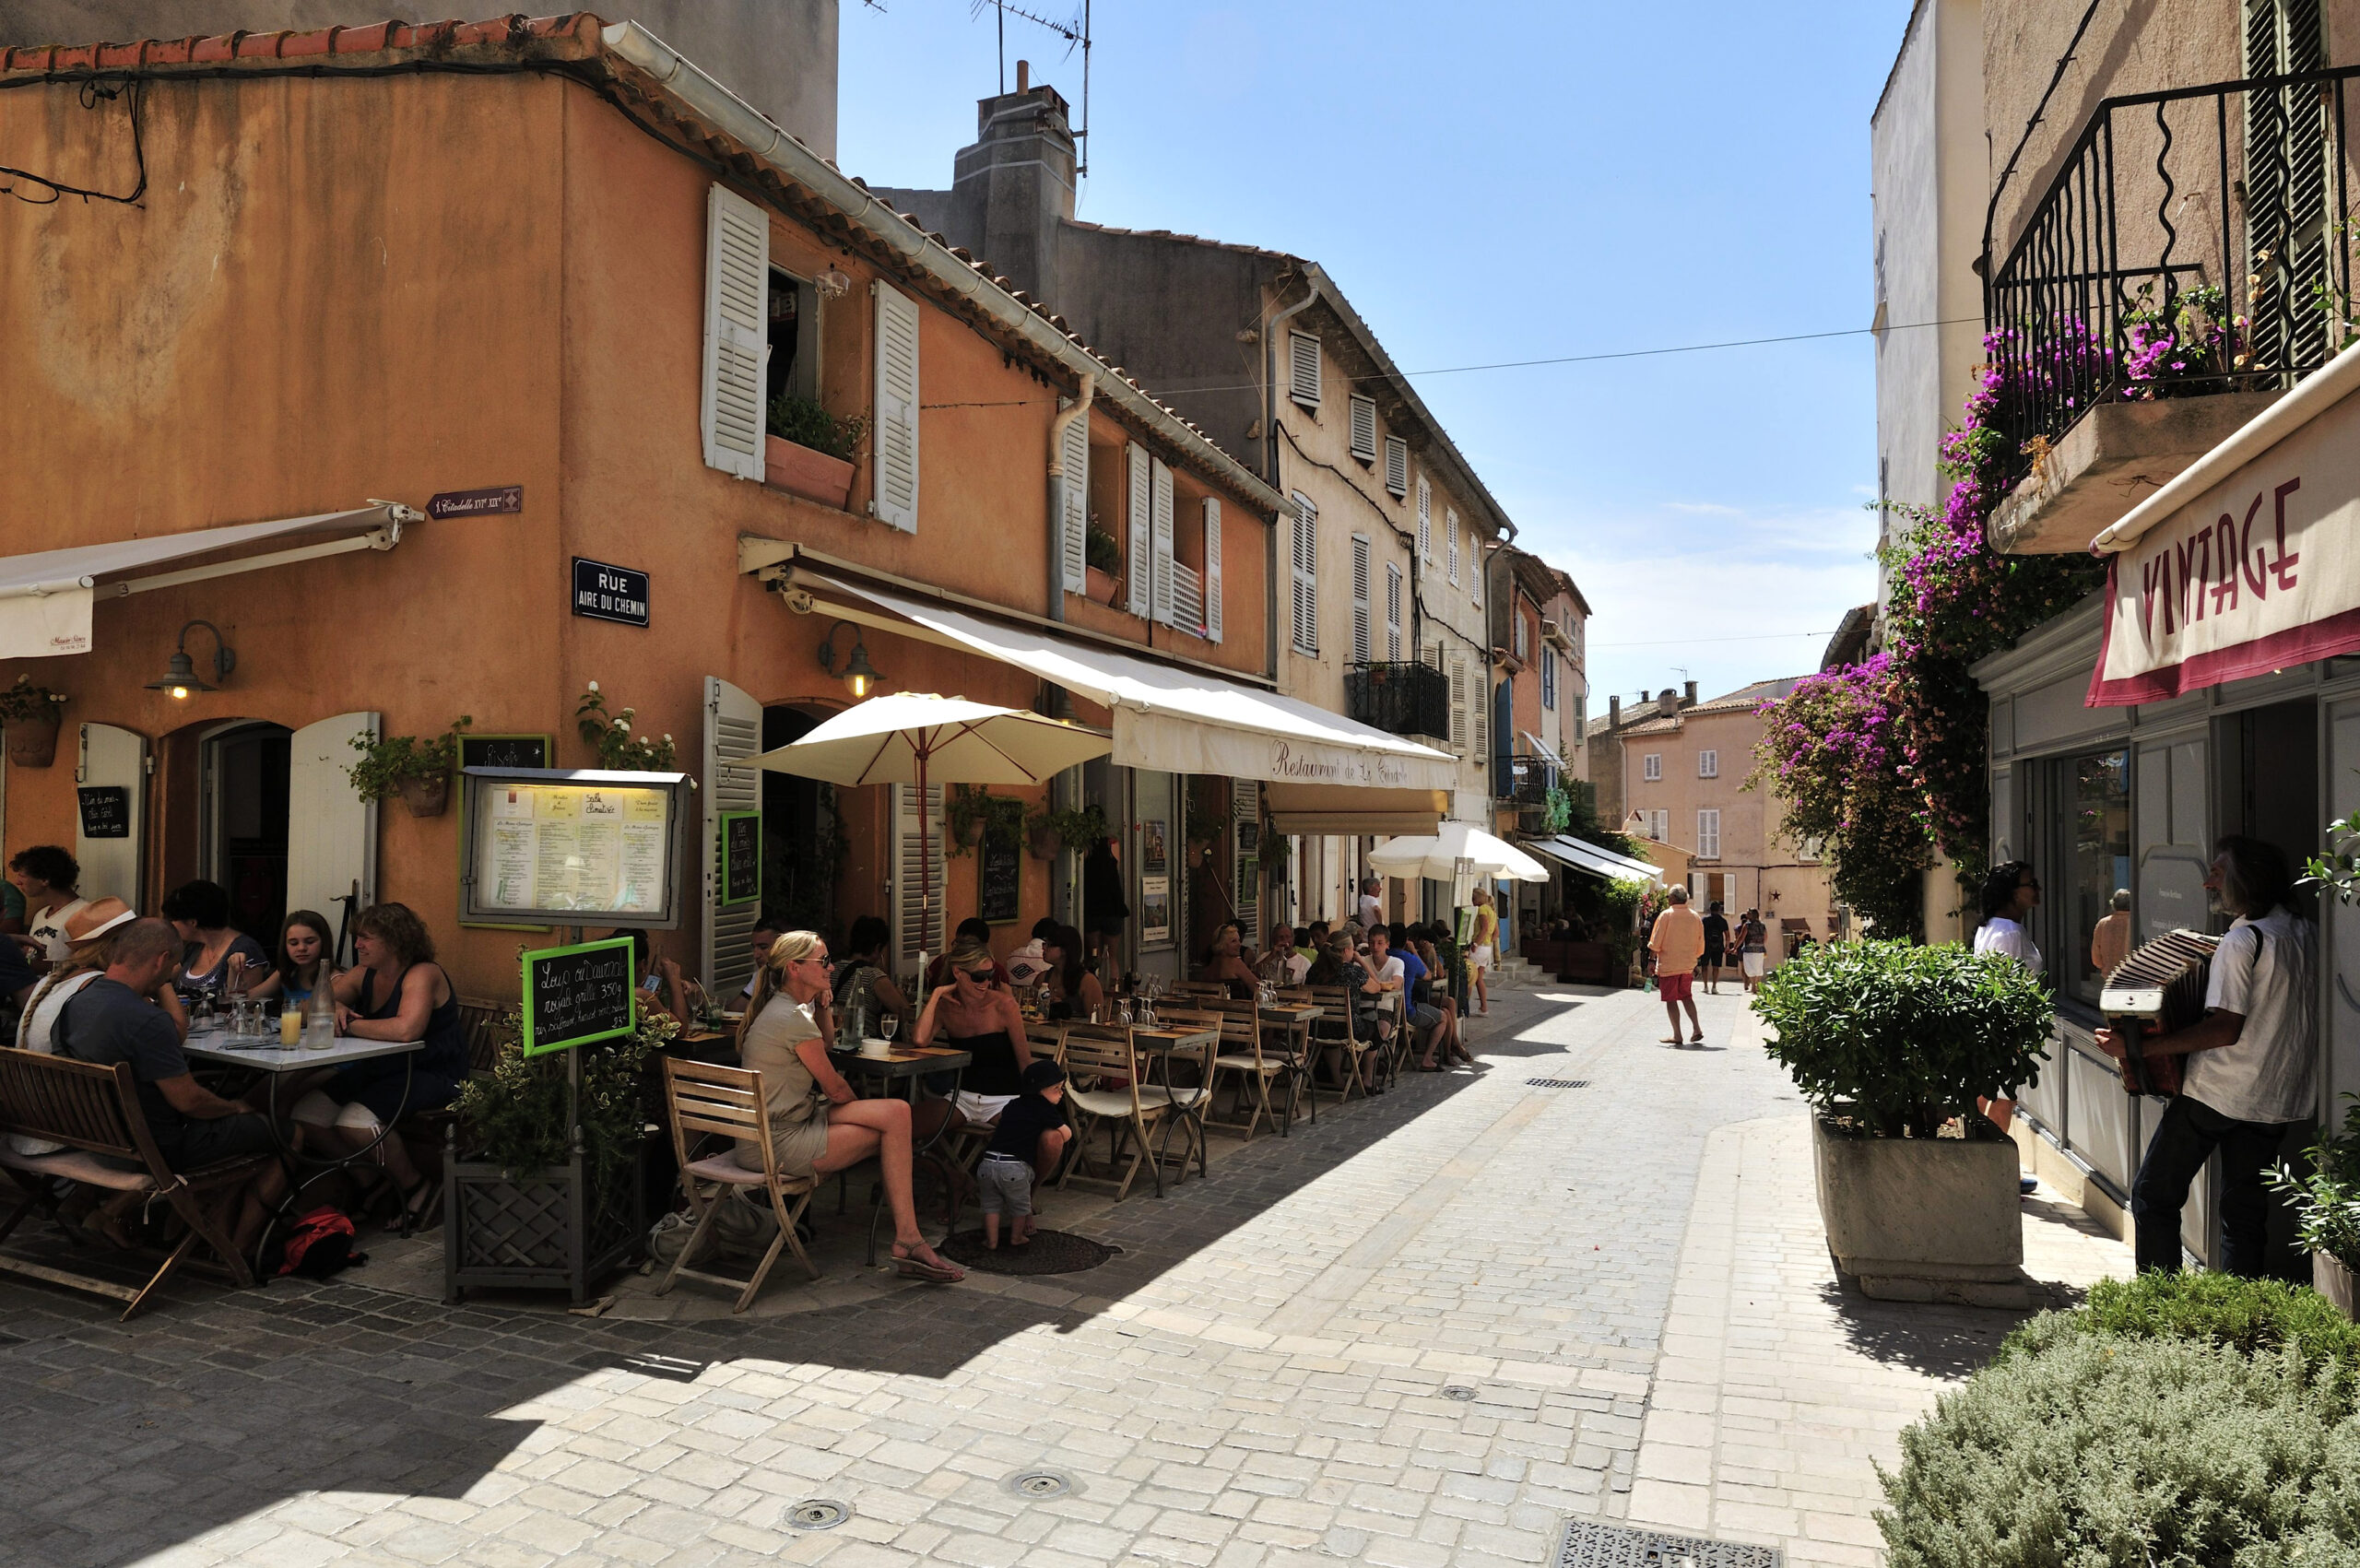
[1446,508,1460,585]
[870,281,921,531]
[1416,475,1432,560]
[1350,535,1373,665]
[1448,654,1469,752]
[1699,809,1721,860]
[1473,665,1488,761]
[1202,498,1223,643]
[1386,437,1409,499]
[1384,562,1402,660]
[74,724,149,913]
[1289,331,1322,409]
[1126,443,1153,617]
[1150,456,1176,626]
[1233,778,1259,931]
[893,783,947,963]
[287,713,379,946]
[702,183,769,480]
[702,678,761,996]
[1289,491,1318,654]
[1348,395,1377,461]
[1059,414,1089,594]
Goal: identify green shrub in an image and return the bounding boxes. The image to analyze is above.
[2001,1271,2360,1388]
[2271,1093,2360,1271]
[765,393,867,461]
[1877,1333,2360,1566]
[1755,937,2051,1138]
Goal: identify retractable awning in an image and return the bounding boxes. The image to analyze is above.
[1520,731,1571,774]
[0,504,413,659]
[1525,834,1664,884]
[1264,782,1446,835]
[787,569,1460,794]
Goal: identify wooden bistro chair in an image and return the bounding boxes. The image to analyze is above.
[655,1056,819,1313]
[0,1052,267,1320]
[1057,1023,1171,1200]
[1148,1008,1221,1184]
[1305,984,1379,1107]
[1205,999,1286,1142]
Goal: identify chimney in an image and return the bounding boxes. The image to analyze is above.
[1608,695,1622,730]
[1017,58,1029,92]
[1657,689,1679,717]
[940,71,1078,307]
[1683,679,1698,707]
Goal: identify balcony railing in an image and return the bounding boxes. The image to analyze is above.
[1345,661,1450,741]
[1982,65,2359,489]
[1500,757,1553,807]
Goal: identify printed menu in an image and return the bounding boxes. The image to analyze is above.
[478,782,672,916]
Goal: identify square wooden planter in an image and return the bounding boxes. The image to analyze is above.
[764,434,856,510]
[443,1144,643,1304]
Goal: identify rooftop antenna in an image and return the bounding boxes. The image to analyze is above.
[968,0,1092,180]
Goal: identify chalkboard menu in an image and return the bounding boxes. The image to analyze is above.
[521,937,637,1056]
[720,811,761,907]
[460,734,551,772]
[979,828,1021,924]
[77,786,129,839]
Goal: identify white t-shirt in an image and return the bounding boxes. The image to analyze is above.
[27,897,88,963]
[11,969,97,1156]
[1372,954,1406,993]
[1358,892,1384,930]
[2183,905,2317,1126]
[1973,916,2040,973]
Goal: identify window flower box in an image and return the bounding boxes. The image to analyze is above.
[765,434,856,511]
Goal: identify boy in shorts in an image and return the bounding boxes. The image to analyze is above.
[977,1059,1072,1248]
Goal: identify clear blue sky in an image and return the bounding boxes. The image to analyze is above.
[841,1,1914,710]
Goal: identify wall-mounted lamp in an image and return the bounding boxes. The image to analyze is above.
[817,619,882,700]
[144,619,235,701]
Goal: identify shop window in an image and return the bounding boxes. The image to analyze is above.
[2061,749,2130,1006]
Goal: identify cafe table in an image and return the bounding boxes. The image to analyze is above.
[1257,1002,1325,1131]
[1126,1021,1221,1185]
[838,1044,972,1258]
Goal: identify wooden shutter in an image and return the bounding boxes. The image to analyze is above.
[1348,395,1377,461]
[1473,663,1489,764]
[870,281,921,531]
[1150,456,1176,626]
[1288,331,1322,408]
[1446,509,1460,585]
[1350,535,1373,665]
[1416,475,1432,560]
[1202,497,1223,643]
[74,723,148,912]
[1385,436,1409,499]
[287,712,378,944]
[702,678,761,996]
[893,783,947,963]
[1384,562,1402,660]
[701,183,770,480]
[1448,654,1469,752]
[1233,778,1259,933]
[1464,517,1480,606]
[1058,414,1089,594]
[1289,491,1318,654]
[1126,443,1153,617]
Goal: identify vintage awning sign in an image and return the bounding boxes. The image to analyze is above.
[2089,346,2360,705]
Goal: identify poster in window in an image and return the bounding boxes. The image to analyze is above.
[1139,875,1171,946]
[1141,819,1168,875]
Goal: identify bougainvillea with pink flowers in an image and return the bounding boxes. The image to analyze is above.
[1751,654,1929,938]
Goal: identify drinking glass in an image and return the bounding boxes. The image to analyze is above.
[879,1014,901,1045]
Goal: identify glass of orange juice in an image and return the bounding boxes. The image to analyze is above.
[278,1005,302,1047]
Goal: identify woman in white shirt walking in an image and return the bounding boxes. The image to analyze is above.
[1972,862,2042,1164]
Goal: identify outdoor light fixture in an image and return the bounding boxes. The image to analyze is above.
[145,619,235,700]
[817,619,882,700]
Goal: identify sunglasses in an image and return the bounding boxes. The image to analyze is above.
[959,969,994,984]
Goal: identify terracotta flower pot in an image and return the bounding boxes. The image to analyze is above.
[398,773,450,819]
[953,815,985,850]
[1086,565,1121,605]
[1027,827,1062,861]
[764,434,856,511]
[5,712,60,769]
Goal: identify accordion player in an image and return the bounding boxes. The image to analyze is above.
[2097,929,2221,1097]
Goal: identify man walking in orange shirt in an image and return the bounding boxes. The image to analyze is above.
[1649,886,1706,1046]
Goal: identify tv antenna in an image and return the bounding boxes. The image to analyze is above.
[969,0,1092,178]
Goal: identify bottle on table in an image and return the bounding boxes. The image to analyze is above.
[302,987,336,1050]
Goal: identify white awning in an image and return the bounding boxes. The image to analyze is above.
[1520,730,1571,773]
[1525,834,1664,884]
[0,505,411,659]
[792,570,1460,791]
[1265,782,1446,836]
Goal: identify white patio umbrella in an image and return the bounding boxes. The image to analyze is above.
[749,693,1113,969]
[1364,820,1552,883]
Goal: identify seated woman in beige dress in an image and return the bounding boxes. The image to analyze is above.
[735,930,963,1284]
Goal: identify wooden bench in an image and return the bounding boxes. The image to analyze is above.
[0,1051,269,1319]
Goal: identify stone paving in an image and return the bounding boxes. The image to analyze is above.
[0,978,2130,1567]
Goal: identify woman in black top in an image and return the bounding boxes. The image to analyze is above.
[914,935,1034,1119]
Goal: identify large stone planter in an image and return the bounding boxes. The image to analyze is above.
[2318,1252,2358,1319]
[1812,1117,2029,1306]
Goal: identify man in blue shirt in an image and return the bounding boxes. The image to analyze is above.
[1384,925,1446,1066]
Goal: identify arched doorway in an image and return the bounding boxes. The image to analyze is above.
[762,704,841,937]
[196,720,291,946]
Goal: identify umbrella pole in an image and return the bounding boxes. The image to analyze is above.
[916,749,934,988]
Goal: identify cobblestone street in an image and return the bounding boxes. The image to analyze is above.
[0,982,2129,1568]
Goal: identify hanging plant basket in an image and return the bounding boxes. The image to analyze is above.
[1027,827,1062,861]
[5,711,61,770]
[398,773,450,818]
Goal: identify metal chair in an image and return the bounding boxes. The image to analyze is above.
[1057,1023,1171,1200]
[655,1057,819,1312]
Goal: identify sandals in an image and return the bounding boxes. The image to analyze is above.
[384,1176,440,1236]
[891,1244,964,1284]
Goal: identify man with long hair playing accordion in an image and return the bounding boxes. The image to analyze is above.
[2097,836,2317,1277]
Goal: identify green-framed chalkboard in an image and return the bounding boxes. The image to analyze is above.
[521,936,637,1056]
[720,810,761,907]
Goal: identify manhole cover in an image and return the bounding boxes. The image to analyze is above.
[1006,1469,1077,1499]
[1555,1518,1780,1566]
[1441,1385,1478,1401]
[1528,1079,1590,1089]
[786,1500,850,1531]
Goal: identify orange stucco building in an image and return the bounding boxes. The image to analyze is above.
[0,18,1449,1001]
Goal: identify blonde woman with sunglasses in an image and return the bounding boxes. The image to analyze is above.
[738,931,964,1283]
[914,935,1034,1126]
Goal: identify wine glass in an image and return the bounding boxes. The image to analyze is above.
[879,1014,901,1047]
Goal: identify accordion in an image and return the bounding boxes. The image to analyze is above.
[2098,928,2221,1098]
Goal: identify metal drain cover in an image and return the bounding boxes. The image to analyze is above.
[1555,1519,1780,1566]
[1528,1078,1590,1089]
[1006,1468,1077,1499]
[785,1499,850,1531]
[1441,1385,1478,1401]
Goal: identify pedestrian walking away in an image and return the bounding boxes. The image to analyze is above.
[1700,901,1730,995]
[1970,865,2039,1154]
[1648,886,1705,1044]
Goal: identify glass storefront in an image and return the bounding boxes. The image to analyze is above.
[2064,749,2130,1007]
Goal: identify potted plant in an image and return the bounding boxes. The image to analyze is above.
[346,715,471,817]
[1084,522,1124,605]
[0,676,68,768]
[947,785,1027,858]
[1184,797,1228,870]
[1022,802,1107,862]
[2268,1094,2360,1317]
[444,1010,665,1304]
[764,393,868,511]
[576,682,677,770]
[1757,938,2051,1305]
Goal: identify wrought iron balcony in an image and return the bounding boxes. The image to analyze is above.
[1344,661,1450,742]
[1500,757,1553,807]
[1982,65,2359,490]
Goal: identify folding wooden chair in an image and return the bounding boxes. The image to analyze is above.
[1057,1023,1171,1199]
[656,1057,819,1313]
[1149,1008,1221,1183]
[0,1052,267,1320]
[1306,984,1379,1105]
[1205,1000,1285,1141]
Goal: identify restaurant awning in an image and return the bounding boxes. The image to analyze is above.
[785,568,1461,794]
[1524,834,1665,884]
[2087,345,2360,705]
[1265,782,1446,836]
[0,504,413,659]
[1520,730,1572,774]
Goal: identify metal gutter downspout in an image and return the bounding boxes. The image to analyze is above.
[1046,373,1094,624]
[1265,274,1317,683]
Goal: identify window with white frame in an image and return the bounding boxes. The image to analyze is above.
[1644,809,1668,841]
[1446,510,1460,585]
[1513,609,1528,661]
[1643,753,1662,781]
[1348,395,1377,463]
[1698,749,1718,779]
[1697,808,1721,859]
[1799,835,1823,862]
